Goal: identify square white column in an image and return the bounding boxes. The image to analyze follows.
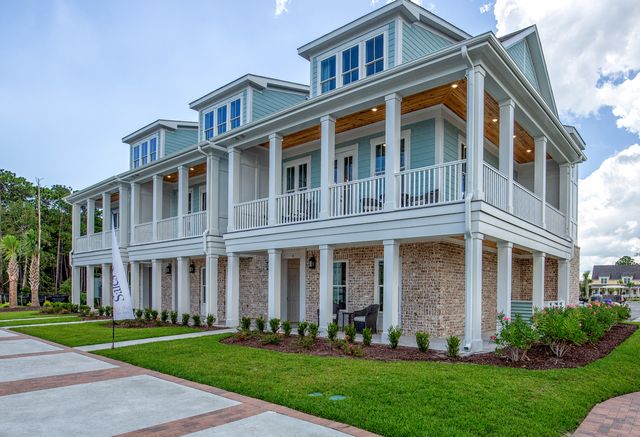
[72,266,81,305]
[318,245,334,332]
[101,263,111,306]
[226,253,240,327]
[177,166,189,238]
[86,266,95,308]
[466,66,485,200]
[86,199,95,235]
[534,136,547,227]
[177,256,190,316]
[206,254,219,318]
[557,258,570,305]
[118,184,130,247]
[496,241,513,319]
[151,259,162,312]
[206,155,220,235]
[102,192,111,247]
[227,149,241,232]
[382,239,400,339]
[499,99,515,212]
[532,252,546,310]
[559,163,571,235]
[152,175,163,241]
[384,93,402,211]
[130,261,140,309]
[130,182,140,241]
[319,116,336,220]
[72,203,81,241]
[464,232,484,352]
[267,248,282,319]
[268,134,282,226]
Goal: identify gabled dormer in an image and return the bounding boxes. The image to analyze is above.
[298,0,469,98]
[189,74,309,142]
[123,119,198,170]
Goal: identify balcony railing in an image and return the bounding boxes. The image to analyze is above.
[329,175,385,218]
[277,188,320,224]
[234,198,268,230]
[156,216,178,241]
[545,204,566,237]
[483,164,508,211]
[183,211,206,237]
[133,222,153,244]
[513,181,542,226]
[397,160,465,208]
[76,236,88,253]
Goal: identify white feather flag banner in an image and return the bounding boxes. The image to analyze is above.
[111,227,134,321]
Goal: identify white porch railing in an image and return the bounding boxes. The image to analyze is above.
[87,233,102,251]
[276,188,320,224]
[234,198,268,230]
[513,182,542,226]
[545,204,566,237]
[105,229,120,248]
[75,236,88,253]
[483,164,508,211]
[183,211,207,237]
[156,216,178,241]
[397,160,465,208]
[133,222,153,244]
[329,175,385,218]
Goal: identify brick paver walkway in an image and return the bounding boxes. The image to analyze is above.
[0,328,377,436]
[573,392,640,436]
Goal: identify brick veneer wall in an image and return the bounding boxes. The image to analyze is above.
[545,258,558,301]
[305,249,319,323]
[217,256,227,322]
[239,255,268,319]
[161,261,173,311]
[189,258,205,315]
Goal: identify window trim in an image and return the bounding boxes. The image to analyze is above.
[333,259,348,311]
[283,156,312,193]
[200,266,206,305]
[375,258,384,312]
[200,189,207,212]
[622,276,632,284]
[369,130,411,176]
[600,277,609,285]
[131,133,159,169]
[334,144,358,184]
[201,93,244,139]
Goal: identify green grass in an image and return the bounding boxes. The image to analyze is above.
[0,310,60,320]
[0,316,80,327]
[94,327,640,437]
[14,322,201,347]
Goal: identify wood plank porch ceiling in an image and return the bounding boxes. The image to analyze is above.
[274,80,536,164]
[163,162,207,182]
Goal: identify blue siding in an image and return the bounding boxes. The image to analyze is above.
[165,128,198,156]
[253,88,307,121]
[388,21,396,68]
[408,119,435,169]
[444,120,462,162]
[283,150,321,190]
[507,40,539,91]
[242,89,248,123]
[402,23,451,63]
[485,150,499,168]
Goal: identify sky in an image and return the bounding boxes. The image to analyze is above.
[1,0,640,274]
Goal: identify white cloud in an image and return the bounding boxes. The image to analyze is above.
[578,144,640,272]
[479,2,493,14]
[274,0,289,16]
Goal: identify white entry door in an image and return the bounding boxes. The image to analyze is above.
[333,148,356,215]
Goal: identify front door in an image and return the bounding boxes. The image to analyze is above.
[286,259,300,322]
[333,150,355,215]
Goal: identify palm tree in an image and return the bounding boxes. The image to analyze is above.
[1,235,20,307]
[20,230,36,292]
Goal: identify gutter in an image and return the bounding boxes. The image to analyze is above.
[461,45,474,241]
[196,143,212,249]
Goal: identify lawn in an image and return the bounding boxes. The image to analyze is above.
[95,327,640,437]
[14,322,201,347]
[0,316,80,327]
[0,310,60,320]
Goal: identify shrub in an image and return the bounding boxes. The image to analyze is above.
[261,333,281,345]
[388,326,402,349]
[281,320,292,337]
[143,308,152,321]
[104,306,112,317]
[269,318,281,334]
[447,335,461,358]
[416,331,430,353]
[614,304,632,321]
[240,316,252,331]
[150,309,158,321]
[170,311,178,324]
[297,321,308,337]
[307,323,318,340]
[181,313,190,325]
[340,341,364,357]
[533,307,586,358]
[362,327,373,347]
[255,316,266,333]
[494,314,539,362]
[192,314,201,327]
[160,310,169,323]
[206,314,216,328]
[344,323,356,343]
[327,322,338,342]
[70,304,80,313]
[43,300,52,308]
[298,336,314,349]
[98,306,105,317]
[135,309,143,320]
[578,305,605,342]
[594,304,617,332]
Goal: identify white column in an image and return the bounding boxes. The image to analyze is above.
[384,93,402,211]
[101,263,111,306]
[226,253,240,326]
[319,116,336,220]
[532,252,546,310]
[152,175,163,241]
[206,154,220,235]
[86,199,95,235]
[130,261,140,309]
[206,254,219,318]
[86,266,95,308]
[268,134,282,226]
[499,99,515,212]
[130,182,140,241]
[72,203,81,250]
[267,248,282,319]
[464,232,484,352]
[534,136,547,227]
[496,241,513,319]
[177,166,189,238]
[466,66,485,200]
[227,149,241,232]
[72,265,81,305]
[102,192,111,247]
[382,240,400,340]
[118,184,130,247]
[557,258,570,305]
[151,259,162,312]
[318,245,334,333]
[177,256,190,315]
[559,163,571,235]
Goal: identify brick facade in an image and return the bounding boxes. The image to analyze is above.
[238,255,269,319]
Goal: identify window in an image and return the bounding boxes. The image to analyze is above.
[284,158,310,192]
[201,190,207,211]
[372,138,407,176]
[111,211,119,229]
[365,34,384,76]
[376,259,384,312]
[201,267,207,305]
[217,106,227,134]
[623,276,631,284]
[150,138,157,161]
[342,45,359,85]
[132,135,158,168]
[320,55,336,94]
[188,190,193,214]
[204,111,214,140]
[203,95,242,139]
[230,99,241,129]
[141,141,148,165]
[333,261,347,310]
[601,277,608,285]
[133,146,140,168]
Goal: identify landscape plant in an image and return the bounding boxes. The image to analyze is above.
[144,308,152,321]
[297,321,308,337]
[344,323,356,343]
[135,308,143,320]
[269,318,280,334]
[181,313,190,325]
[160,310,169,323]
[170,311,178,324]
[281,320,292,336]
[151,309,158,321]
[192,314,201,327]
[533,307,587,358]
[327,322,338,341]
[255,316,266,333]
[416,331,430,353]
[388,326,402,349]
[240,316,251,331]
[447,335,461,358]
[206,314,215,328]
[1,235,20,307]
[362,327,372,346]
[493,314,539,362]
[307,323,318,340]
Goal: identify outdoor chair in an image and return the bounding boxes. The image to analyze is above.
[353,304,380,333]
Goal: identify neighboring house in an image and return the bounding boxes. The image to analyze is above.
[67,0,585,352]
[590,265,640,297]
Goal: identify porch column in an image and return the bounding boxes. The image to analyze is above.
[72,265,81,305]
[72,203,81,241]
[557,258,570,305]
[384,93,402,211]
[382,240,400,340]
[118,184,130,247]
[86,266,95,308]
[532,252,546,310]
[102,192,111,247]
[130,182,140,242]
[466,66,485,200]
[206,254,219,318]
[226,253,240,327]
[559,163,571,236]
[496,241,513,319]
[267,248,282,319]
[318,245,334,333]
[499,99,515,212]
[86,199,95,235]
[534,136,547,227]
[464,232,484,352]
[268,134,282,226]
[319,116,336,220]
[177,166,189,238]
[130,261,141,309]
[227,149,241,232]
[176,256,190,316]
[101,263,111,306]
[152,175,163,241]
[206,154,220,235]
[151,259,162,312]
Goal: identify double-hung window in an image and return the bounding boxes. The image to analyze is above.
[373,139,406,175]
[217,106,227,135]
[133,146,140,168]
[601,277,608,285]
[284,159,310,193]
[141,141,148,165]
[376,259,384,312]
[365,34,384,76]
[342,45,359,85]
[230,99,241,129]
[204,111,214,140]
[150,137,157,161]
[320,56,336,94]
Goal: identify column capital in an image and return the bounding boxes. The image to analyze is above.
[383,239,398,247]
[498,98,515,109]
[229,146,241,156]
[385,93,402,103]
[320,115,336,124]
[534,136,548,146]
[319,244,333,252]
[268,248,282,255]
[496,240,513,249]
[532,251,546,260]
[465,232,484,240]
[268,132,283,142]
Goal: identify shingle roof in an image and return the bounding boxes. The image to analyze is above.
[592,265,640,280]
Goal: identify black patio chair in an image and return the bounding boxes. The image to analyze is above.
[353,304,380,334]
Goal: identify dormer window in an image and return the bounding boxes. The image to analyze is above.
[201,95,242,140]
[342,45,359,85]
[320,56,337,93]
[150,137,157,161]
[217,106,227,134]
[133,147,140,168]
[230,99,241,129]
[600,277,608,285]
[365,34,384,76]
[204,112,214,140]
[132,134,159,169]
[141,141,148,165]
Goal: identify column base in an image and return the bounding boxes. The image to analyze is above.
[226,318,238,328]
[464,338,484,353]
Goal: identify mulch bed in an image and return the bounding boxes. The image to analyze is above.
[0,307,40,313]
[111,319,225,331]
[222,323,637,370]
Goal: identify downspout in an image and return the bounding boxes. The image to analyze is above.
[461,45,474,240]
[197,142,212,252]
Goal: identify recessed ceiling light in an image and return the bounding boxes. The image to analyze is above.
[526,149,532,153]
[513,135,516,139]
[190,167,195,171]
[492,118,498,123]
[451,83,459,89]
[371,107,378,112]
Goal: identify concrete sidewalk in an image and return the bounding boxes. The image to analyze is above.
[76,328,236,351]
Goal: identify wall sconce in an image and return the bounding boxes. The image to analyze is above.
[165,264,172,275]
[190,263,196,274]
[308,256,316,270]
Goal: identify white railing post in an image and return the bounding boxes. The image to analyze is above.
[177,165,188,238]
[385,93,402,211]
[152,174,163,242]
[268,133,282,226]
[499,99,515,212]
[320,116,335,220]
[228,148,241,232]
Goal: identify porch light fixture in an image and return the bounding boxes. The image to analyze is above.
[190,263,196,274]
[526,149,532,153]
[308,256,317,270]
[190,167,195,171]
[492,118,498,123]
[513,135,516,139]
[165,264,172,275]
[451,83,459,89]
[371,107,378,112]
